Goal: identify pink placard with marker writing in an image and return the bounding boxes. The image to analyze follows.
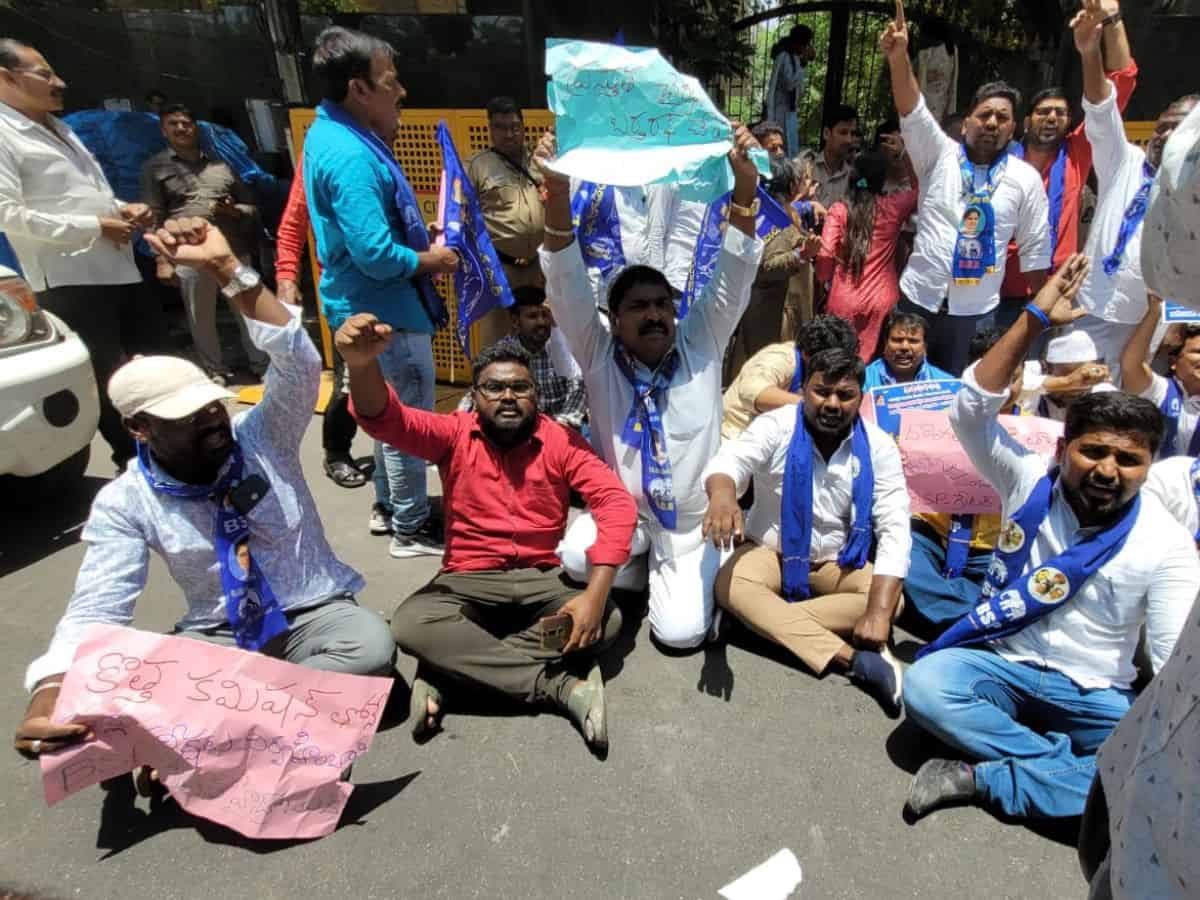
[898,410,1062,515]
[40,624,392,840]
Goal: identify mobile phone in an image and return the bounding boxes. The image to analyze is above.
[229,475,270,515]
[540,613,572,651]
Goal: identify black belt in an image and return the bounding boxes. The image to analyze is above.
[497,251,535,267]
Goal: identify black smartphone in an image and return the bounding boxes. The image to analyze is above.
[229,475,270,515]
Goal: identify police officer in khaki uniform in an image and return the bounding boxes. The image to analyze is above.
[467,96,545,351]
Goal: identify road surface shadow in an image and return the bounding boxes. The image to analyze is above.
[95,772,420,859]
[0,474,107,577]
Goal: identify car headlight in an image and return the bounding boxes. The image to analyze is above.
[0,276,36,347]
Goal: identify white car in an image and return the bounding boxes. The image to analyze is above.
[0,266,98,487]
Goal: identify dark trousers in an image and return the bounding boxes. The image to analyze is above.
[322,350,357,454]
[391,567,621,706]
[897,296,996,376]
[1079,777,1113,900]
[37,282,164,465]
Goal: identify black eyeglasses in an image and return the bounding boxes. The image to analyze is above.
[475,379,535,400]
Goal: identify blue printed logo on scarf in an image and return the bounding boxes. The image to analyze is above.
[613,345,681,529]
[952,147,1005,285]
[571,182,626,286]
[1157,378,1200,459]
[917,468,1140,658]
[137,443,288,650]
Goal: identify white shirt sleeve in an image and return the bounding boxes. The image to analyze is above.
[951,362,1046,505]
[1142,457,1198,535]
[680,225,764,359]
[867,423,913,578]
[540,239,612,371]
[899,95,957,180]
[0,140,102,249]
[1015,169,1052,272]
[1137,371,1169,406]
[1083,80,1139,191]
[643,185,670,273]
[701,406,784,498]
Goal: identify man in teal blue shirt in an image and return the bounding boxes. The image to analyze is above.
[863,309,954,390]
[304,26,458,558]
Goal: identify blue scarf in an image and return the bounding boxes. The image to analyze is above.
[918,468,1140,658]
[613,344,681,529]
[781,411,875,601]
[318,101,448,330]
[952,146,1005,285]
[571,182,627,285]
[1011,141,1068,260]
[789,347,805,393]
[137,443,288,650]
[1158,378,1200,459]
[943,514,974,578]
[1102,162,1155,277]
[1191,458,1200,545]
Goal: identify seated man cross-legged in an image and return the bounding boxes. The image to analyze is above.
[862,309,953,390]
[342,317,637,753]
[15,218,396,763]
[902,255,1199,820]
[703,348,912,716]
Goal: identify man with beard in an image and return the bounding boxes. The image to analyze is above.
[1121,293,1200,457]
[901,254,1199,821]
[703,348,912,716]
[343,325,636,752]
[541,125,766,650]
[862,309,953,389]
[880,1,1050,375]
[996,0,1136,332]
[15,217,397,763]
[457,286,587,430]
[1070,0,1199,381]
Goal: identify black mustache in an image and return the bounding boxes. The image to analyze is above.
[639,322,668,335]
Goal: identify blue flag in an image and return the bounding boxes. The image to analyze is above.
[680,186,794,317]
[435,122,515,359]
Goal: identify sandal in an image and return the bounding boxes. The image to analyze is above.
[410,677,445,743]
[324,454,367,488]
[564,664,608,756]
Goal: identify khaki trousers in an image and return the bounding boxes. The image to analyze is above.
[391,568,620,706]
[715,542,873,675]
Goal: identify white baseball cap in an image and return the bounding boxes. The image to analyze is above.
[108,355,235,421]
[1045,330,1100,365]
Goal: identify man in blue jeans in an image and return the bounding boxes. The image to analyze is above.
[902,255,1198,820]
[303,26,458,558]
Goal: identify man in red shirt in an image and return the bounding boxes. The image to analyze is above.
[997,0,1136,330]
[341,313,637,755]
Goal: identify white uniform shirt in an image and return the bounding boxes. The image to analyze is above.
[1142,454,1200,537]
[543,225,763,533]
[899,96,1050,317]
[1079,82,1153,325]
[1138,372,1200,456]
[648,185,707,293]
[701,406,911,578]
[950,364,1198,690]
[0,100,139,291]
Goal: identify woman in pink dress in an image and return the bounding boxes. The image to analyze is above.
[816,149,918,361]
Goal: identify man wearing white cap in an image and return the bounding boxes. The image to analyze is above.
[13,217,395,762]
[1120,293,1200,458]
[1017,329,1110,421]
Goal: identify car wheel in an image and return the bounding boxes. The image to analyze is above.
[35,444,91,492]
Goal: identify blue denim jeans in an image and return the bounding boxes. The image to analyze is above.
[903,648,1133,818]
[372,330,434,534]
[903,530,989,628]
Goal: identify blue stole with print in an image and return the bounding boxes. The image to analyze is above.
[613,343,681,529]
[318,101,447,329]
[952,146,1005,285]
[781,412,875,601]
[789,347,805,393]
[1102,162,1155,277]
[571,182,626,286]
[1158,378,1200,459]
[917,467,1140,659]
[943,514,974,579]
[137,443,287,650]
[1191,458,1200,544]
[1011,141,1068,260]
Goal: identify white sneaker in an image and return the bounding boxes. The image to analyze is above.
[368,503,393,535]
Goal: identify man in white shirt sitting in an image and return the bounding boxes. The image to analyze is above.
[902,255,1199,820]
[14,218,395,762]
[702,348,911,716]
[541,126,766,650]
[0,39,156,466]
[1120,293,1200,457]
[1070,3,1197,382]
[879,7,1050,375]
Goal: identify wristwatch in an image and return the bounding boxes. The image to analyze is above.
[728,195,761,218]
[1101,11,1122,27]
[219,263,262,299]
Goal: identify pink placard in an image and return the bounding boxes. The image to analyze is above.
[40,624,392,840]
[898,410,1063,515]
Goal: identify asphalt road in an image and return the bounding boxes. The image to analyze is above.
[0,416,1084,900]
